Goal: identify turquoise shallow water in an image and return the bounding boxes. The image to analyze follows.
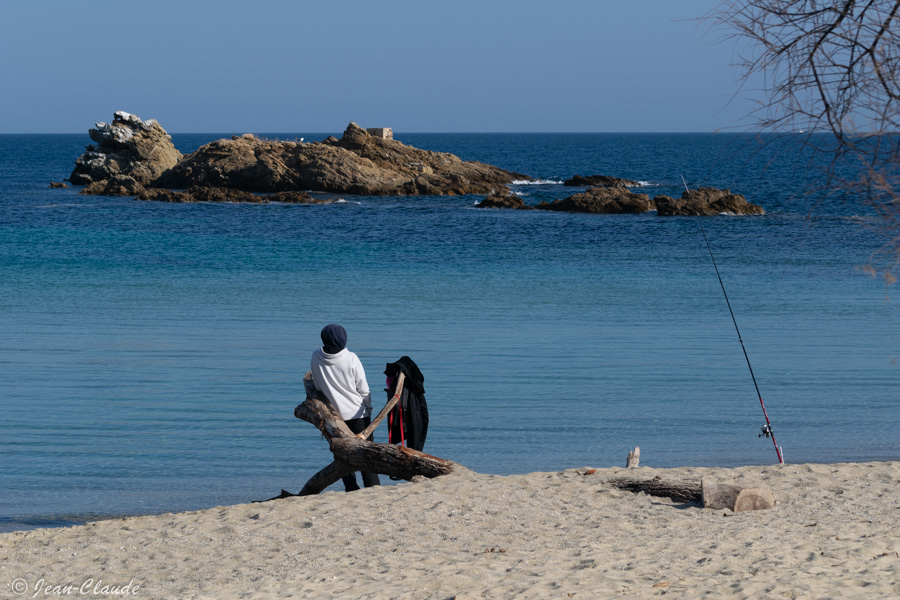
[0,132,897,531]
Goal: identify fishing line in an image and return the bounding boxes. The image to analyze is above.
[681,175,784,464]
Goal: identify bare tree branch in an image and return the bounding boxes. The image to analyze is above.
[711,0,900,279]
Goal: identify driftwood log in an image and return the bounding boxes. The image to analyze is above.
[609,476,701,503]
[292,372,459,496]
[609,475,775,512]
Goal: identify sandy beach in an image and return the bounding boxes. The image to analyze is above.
[2,461,897,599]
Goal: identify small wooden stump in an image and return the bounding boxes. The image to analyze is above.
[626,446,640,468]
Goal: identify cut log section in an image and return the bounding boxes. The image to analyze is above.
[734,488,777,512]
[700,478,742,510]
[702,478,776,512]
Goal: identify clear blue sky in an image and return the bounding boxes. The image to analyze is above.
[0,0,758,133]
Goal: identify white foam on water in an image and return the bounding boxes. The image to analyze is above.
[511,179,564,185]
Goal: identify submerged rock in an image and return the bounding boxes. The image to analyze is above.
[654,188,764,216]
[563,174,639,187]
[70,111,181,190]
[537,186,653,214]
[476,191,533,210]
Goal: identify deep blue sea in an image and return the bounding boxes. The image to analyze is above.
[1,132,897,532]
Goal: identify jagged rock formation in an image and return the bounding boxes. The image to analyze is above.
[563,174,639,187]
[70,111,182,194]
[536,187,653,214]
[476,191,533,210]
[137,186,330,204]
[156,122,525,196]
[655,188,765,216]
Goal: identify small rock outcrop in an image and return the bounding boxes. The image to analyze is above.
[476,185,765,217]
[476,192,533,210]
[654,188,765,216]
[49,181,68,188]
[138,186,329,204]
[78,174,146,196]
[70,111,182,191]
[563,174,639,187]
[537,187,653,214]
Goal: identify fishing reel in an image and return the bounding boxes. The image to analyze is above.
[759,423,773,439]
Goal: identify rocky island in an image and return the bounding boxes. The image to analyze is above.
[67,111,766,215]
[70,111,523,201]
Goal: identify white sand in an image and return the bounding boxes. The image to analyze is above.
[2,461,898,599]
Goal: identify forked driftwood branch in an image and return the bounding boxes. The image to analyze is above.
[359,372,405,440]
[292,372,459,496]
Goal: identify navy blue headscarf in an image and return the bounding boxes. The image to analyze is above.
[321,324,347,354]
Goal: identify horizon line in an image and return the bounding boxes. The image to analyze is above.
[0,129,800,136]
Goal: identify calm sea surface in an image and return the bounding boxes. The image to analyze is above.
[0,132,897,532]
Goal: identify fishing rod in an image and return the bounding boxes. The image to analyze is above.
[681,176,784,464]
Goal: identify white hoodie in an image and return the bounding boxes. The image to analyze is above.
[310,347,372,420]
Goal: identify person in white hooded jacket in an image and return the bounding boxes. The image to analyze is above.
[310,324,380,491]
